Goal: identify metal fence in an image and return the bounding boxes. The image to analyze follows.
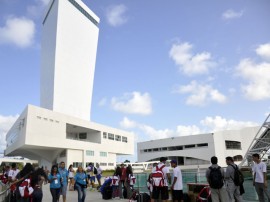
[0,182,10,202]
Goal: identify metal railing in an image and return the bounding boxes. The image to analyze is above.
[0,181,10,202]
[240,113,270,167]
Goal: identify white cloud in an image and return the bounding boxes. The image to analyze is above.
[222,9,244,20]
[120,117,137,129]
[176,125,201,136]
[175,80,227,106]
[106,4,128,27]
[111,92,152,115]
[236,44,270,100]
[98,98,107,106]
[0,16,35,48]
[256,43,270,61]
[200,116,258,132]
[0,115,18,153]
[119,116,258,141]
[169,42,215,76]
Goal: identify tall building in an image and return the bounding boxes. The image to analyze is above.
[5,0,134,169]
[41,0,99,121]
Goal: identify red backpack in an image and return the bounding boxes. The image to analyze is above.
[151,165,166,187]
[19,178,34,198]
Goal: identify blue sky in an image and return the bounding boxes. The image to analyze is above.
[0,0,270,161]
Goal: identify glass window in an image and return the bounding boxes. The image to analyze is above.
[108,133,114,140]
[197,143,208,147]
[103,132,107,139]
[100,163,107,166]
[108,163,114,166]
[225,141,242,150]
[122,136,128,143]
[86,150,94,156]
[115,135,121,141]
[100,152,107,157]
[73,162,82,168]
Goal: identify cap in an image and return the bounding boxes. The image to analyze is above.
[170,160,177,164]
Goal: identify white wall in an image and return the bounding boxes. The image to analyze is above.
[40,0,100,121]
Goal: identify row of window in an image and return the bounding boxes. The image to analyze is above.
[103,132,128,143]
[36,116,60,123]
[86,150,107,157]
[142,143,208,153]
[68,0,98,26]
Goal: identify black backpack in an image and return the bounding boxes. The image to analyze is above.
[209,166,224,189]
[94,167,98,175]
[230,165,244,186]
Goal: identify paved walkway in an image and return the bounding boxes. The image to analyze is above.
[42,184,123,202]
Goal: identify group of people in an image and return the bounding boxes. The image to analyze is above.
[206,153,269,202]
[47,162,102,202]
[1,162,47,202]
[0,162,103,202]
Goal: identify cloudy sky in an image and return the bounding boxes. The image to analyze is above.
[0,0,270,161]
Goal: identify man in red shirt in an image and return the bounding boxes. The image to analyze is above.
[120,163,127,198]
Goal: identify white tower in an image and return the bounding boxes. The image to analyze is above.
[40,0,99,120]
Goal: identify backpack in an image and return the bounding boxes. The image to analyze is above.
[151,165,166,187]
[94,167,98,175]
[230,165,244,186]
[128,174,136,185]
[208,166,224,189]
[19,178,34,198]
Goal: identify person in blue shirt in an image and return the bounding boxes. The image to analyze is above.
[48,165,61,202]
[59,162,69,202]
[74,166,89,202]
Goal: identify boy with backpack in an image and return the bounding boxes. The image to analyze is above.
[151,157,170,202]
[206,156,228,202]
[225,156,243,201]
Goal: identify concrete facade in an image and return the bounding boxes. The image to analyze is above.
[5,105,134,169]
[40,0,99,121]
[137,126,259,168]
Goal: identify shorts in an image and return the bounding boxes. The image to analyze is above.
[152,186,169,200]
[90,176,95,182]
[172,190,183,201]
[96,174,102,180]
[60,184,67,196]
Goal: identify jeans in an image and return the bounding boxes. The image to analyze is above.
[75,184,86,202]
[32,188,43,202]
[50,188,60,202]
[255,182,270,202]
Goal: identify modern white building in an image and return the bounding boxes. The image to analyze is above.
[5,0,134,169]
[138,126,260,168]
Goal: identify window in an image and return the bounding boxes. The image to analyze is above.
[59,150,66,157]
[115,135,121,141]
[79,133,87,139]
[122,136,128,143]
[100,152,107,157]
[225,141,241,150]
[100,163,107,166]
[103,132,107,139]
[185,144,195,149]
[108,133,114,140]
[73,162,82,168]
[108,163,114,166]
[86,150,94,156]
[197,143,208,147]
[233,155,243,161]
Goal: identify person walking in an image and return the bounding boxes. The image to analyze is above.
[112,166,121,199]
[59,162,68,202]
[8,163,20,202]
[170,160,183,202]
[48,165,61,202]
[74,166,88,202]
[252,153,270,202]
[120,163,126,198]
[96,163,102,188]
[151,157,171,202]
[225,156,243,202]
[206,156,228,202]
[68,164,75,191]
[125,165,135,199]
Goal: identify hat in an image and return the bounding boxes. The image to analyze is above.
[170,160,177,164]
